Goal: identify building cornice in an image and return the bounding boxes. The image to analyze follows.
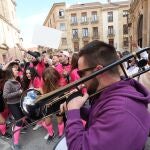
[129,0,141,13]
[66,5,102,11]
[102,5,129,11]
[0,14,20,33]
[0,46,8,51]
[11,0,17,6]
[43,2,66,25]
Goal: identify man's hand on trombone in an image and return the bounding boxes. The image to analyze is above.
[60,93,89,113]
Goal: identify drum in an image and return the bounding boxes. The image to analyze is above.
[53,135,68,150]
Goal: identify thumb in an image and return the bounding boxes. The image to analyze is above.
[82,93,89,102]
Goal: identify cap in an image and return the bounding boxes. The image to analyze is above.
[62,51,69,57]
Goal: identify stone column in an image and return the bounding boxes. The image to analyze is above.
[142,0,148,47]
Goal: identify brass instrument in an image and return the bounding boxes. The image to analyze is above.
[20,47,150,121]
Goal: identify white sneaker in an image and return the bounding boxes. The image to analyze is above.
[33,124,42,131]
[44,133,49,140]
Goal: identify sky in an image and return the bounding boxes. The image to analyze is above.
[16,0,127,48]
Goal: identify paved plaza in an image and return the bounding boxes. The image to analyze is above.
[0,118,60,150]
[1,125,150,150]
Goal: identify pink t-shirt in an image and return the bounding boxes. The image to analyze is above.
[70,68,80,83]
[29,60,45,77]
[29,77,42,89]
[55,63,71,86]
[70,68,87,94]
[35,60,45,77]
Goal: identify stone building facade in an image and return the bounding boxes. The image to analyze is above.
[129,0,150,50]
[0,0,22,64]
[44,1,129,52]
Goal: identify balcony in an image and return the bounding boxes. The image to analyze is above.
[70,21,78,26]
[57,15,65,20]
[80,18,89,25]
[92,34,100,40]
[91,17,99,24]
[107,32,115,37]
[91,19,99,24]
[82,35,90,41]
[72,36,79,41]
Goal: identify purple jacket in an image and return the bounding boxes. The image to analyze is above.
[66,79,150,150]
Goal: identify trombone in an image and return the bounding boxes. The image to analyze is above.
[20,47,150,122]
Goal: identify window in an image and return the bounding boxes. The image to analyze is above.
[72,29,78,38]
[81,12,88,23]
[123,37,129,47]
[74,42,79,51]
[108,12,113,22]
[82,28,88,37]
[62,38,67,45]
[123,24,128,34]
[109,39,114,46]
[123,10,128,17]
[108,26,114,35]
[71,14,77,24]
[91,11,98,22]
[60,23,66,31]
[93,27,98,37]
[59,9,64,17]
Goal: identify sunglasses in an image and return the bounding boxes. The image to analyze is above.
[77,66,96,78]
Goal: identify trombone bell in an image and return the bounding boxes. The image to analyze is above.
[20,89,43,120]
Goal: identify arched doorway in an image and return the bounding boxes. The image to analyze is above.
[137,15,143,47]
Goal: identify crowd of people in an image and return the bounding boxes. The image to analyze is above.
[0,40,150,150]
[0,49,76,150]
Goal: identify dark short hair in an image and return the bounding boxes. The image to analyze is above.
[42,51,46,54]
[79,40,119,74]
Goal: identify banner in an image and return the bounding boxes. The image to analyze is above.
[32,25,62,49]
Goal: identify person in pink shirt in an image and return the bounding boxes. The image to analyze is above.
[70,53,87,126]
[70,53,80,82]
[41,67,65,142]
[30,52,45,78]
[70,53,87,93]
[57,51,71,86]
[0,69,11,139]
[22,67,42,91]
[22,67,44,132]
[23,50,46,78]
[52,54,62,70]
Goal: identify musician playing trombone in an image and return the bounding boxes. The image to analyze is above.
[61,40,150,150]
